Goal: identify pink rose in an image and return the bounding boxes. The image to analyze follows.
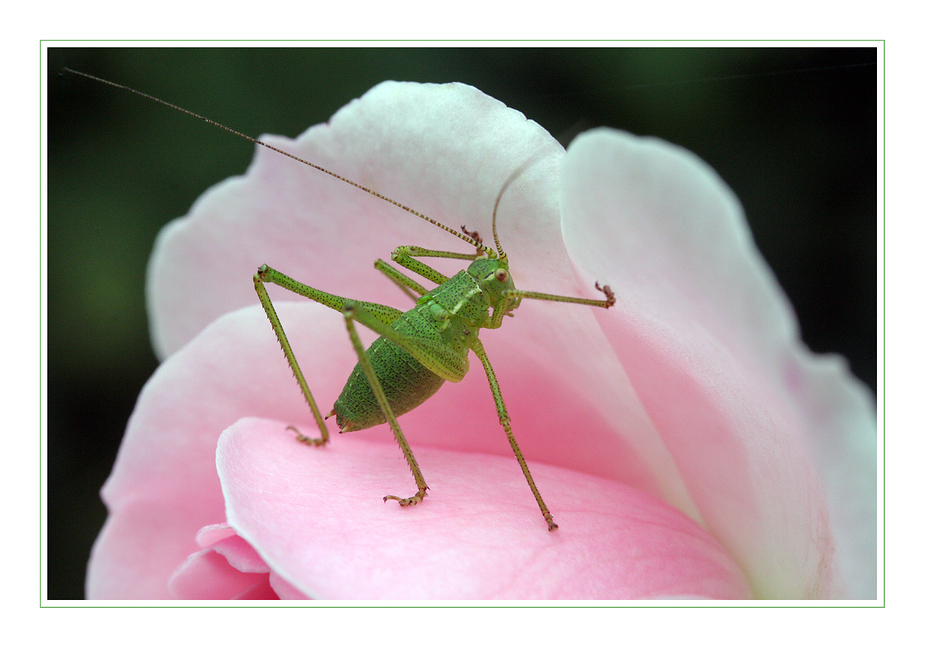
[86,81,876,600]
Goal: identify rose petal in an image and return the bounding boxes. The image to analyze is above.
[168,533,276,600]
[217,417,752,600]
[147,81,567,359]
[94,82,875,601]
[147,81,673,492]
[86,302,355,599]
[90,298,646,598]
[560,129,876,598]
[170,524,310,599]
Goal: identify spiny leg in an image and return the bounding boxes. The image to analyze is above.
[469,337,558,531]
[490,281,616,328]
[256,261,465,507]
[389,245,479,283]
[374,242,488,302]
[257,264,404,326]
[375,241,485,302]
[373,259,430,302]
[469,282,613,528]
[253,269,330,445]
[342,300,429,507]
[255,264,404,445]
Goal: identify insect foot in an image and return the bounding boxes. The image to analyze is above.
[459,224,484,247]
[383,488,428,507]
[595,282,617,308]
[286,425,328,446]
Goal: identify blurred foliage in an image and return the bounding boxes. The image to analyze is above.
[46,46,877,599]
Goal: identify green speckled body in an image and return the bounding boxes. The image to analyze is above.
[333,260,504,431]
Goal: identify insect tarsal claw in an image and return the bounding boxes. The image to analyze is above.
[383,488,428,507]
[595,281,616,308]
[459,224,484,247]
[287,424,327,446]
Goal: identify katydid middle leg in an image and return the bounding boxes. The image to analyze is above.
[340,300,430,506]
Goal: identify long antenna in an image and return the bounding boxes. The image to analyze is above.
[64,68,493,257]
[490,154,543,262]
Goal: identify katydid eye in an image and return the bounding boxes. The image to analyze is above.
[494,268,508,282]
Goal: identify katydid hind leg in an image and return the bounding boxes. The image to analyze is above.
[253,264,404,444]
[253,270,330,446]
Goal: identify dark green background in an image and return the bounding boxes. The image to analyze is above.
[46,46,877,599]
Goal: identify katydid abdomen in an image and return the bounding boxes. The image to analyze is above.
[333,336,446,431]
[332,268,483,432]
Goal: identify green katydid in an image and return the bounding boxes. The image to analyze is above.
[66,69,616,531]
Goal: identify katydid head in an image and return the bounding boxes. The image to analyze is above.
[456,159,526,315]
[467,256,520,312]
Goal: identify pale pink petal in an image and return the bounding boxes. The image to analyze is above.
[86,302,353,599]
[560,129,876,598]
[168,533,276,600]
[146,83,663,494]
[217,418,752,600]
[91,296,638,598]
[171,525,310,599]
[93,81,875,601]
[147,81,568,360]
[89,293,749,599]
